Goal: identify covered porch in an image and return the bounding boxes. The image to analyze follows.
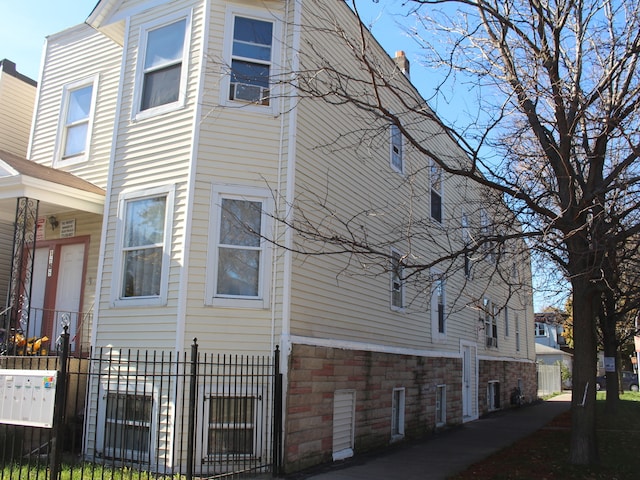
[0,149,104,354]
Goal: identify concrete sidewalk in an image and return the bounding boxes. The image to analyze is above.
[291,393,571,480]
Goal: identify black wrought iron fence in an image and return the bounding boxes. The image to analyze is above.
[0,330,282,479]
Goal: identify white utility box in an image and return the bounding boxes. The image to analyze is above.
[0,369,57,428]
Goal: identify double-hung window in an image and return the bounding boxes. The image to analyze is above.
[55,76,97,167]
[104,392,153,461]
[136,15,189,116]
[390,249,405,310]
[431,271,446,338]
[390,123,403,173]
[430,160,443,222]
[461,211,472,278]
[228,15,273,105]
[208,186,272,307]
[483,298,498,348]
[114,186,174,305]
[207,396,256,459]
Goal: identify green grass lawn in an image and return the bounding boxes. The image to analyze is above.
[451,392,640,479]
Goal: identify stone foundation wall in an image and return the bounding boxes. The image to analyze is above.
[284,344,462,473]
[478,359,537,415]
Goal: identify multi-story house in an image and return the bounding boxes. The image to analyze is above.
[0,0,535,475]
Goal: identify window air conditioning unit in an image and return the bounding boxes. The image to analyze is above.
[230,82,270,105]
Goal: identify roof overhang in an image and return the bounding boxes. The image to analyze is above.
[0,150,105,223]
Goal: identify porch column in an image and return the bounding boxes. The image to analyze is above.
[4,197,39,353]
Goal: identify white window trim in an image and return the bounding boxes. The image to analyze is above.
[483,298,498,348]
[111,185,175,307]
[206,184,273,309]
[390,248,405,312]
[220,6,282,115]
[96,382,158,463]
[391,387,405,441]
[430,160,443,223]
[53,75,99,168]
[132,10,192,121]
[435,384,446,427]
[431,269,446,342]
[202,390,262,461]
[389,123,404,174]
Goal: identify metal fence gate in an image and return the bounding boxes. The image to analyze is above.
[0,331,283,479]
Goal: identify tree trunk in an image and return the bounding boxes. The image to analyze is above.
[568,276,599,465]
[601,308,620,413]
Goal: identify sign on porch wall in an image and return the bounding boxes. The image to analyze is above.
[0,369,57,428]
[36,217,45,241]
[60,218,76,238]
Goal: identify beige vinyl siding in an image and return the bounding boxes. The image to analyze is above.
[0,71,35,157]
[179,0,288,355]
[289,0,533,358]
[94,0,204,350]
[0,220,13,311]
[29,24,121,188]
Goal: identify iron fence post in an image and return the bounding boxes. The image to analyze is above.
[272,345,283,477]
[186,338,198,480]
[49,326,69,480]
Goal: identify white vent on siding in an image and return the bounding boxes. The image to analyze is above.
[332,389,356,461]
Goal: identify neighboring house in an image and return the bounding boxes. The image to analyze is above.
[1,0,536,475]
[534,311,568,349]
[536,343,572,383]
[0,59,37,319]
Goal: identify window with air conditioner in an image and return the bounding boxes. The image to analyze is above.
[227,14,273,106]
[483,298,498,348]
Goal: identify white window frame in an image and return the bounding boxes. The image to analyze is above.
[132,11,192,120]
[221,6,282,114]
[461,210,472,278]
[515,314,521,351]
[483,298,498,348]
[111,185,175,307]
[96,382,158,463]
[203,392,261,461]
[391,387,405,440]
[435,384,446,427]
[389,123,403,173]
[504,306,510,337]
[390,248,405,311]
[206,185,273,308]
[430,160,443,223]
[535,322,547,337]
[54,75,99,167]
[431,269,446,341]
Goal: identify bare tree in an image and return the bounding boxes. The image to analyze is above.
[268,0,640,466]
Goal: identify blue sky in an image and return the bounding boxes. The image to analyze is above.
[0,0,98,80]
[1,1,415,85]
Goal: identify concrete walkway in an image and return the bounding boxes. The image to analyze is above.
[289,393,571,480]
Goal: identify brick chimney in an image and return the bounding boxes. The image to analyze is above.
[394,51,410,80]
